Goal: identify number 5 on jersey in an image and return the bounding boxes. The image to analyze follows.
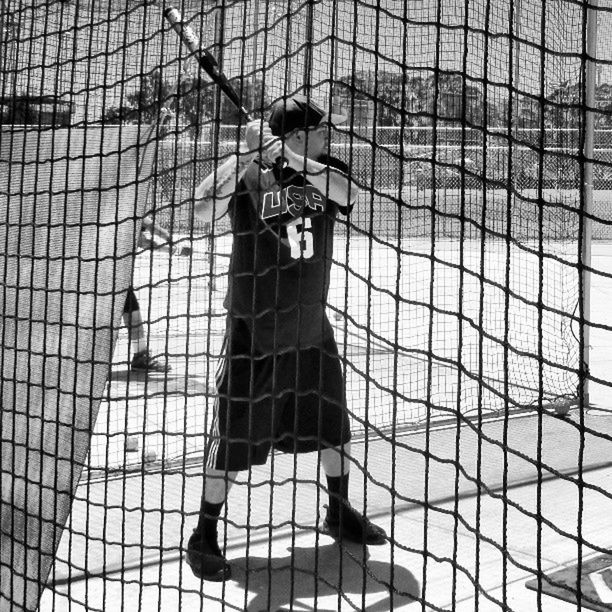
[286,217,314,259]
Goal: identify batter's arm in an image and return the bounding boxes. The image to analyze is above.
[283,148,360,208]
[194,152,254,223]
[194,121,282,224]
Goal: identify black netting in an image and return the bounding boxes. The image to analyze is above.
[1,1,612,611]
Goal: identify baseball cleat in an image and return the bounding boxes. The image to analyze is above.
[322,504,387,546]
[186,531,231,582]
[130,349,171,373]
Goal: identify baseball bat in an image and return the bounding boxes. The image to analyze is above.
[163,6,253,123]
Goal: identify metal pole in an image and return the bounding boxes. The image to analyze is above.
[303,0,315,92]
[512,0,522,133]
[581,0,597,409]
[213,0,225,115]
[252,0,259,85]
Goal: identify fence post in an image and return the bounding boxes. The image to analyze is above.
[581,0,598,410]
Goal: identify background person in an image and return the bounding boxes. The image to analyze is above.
[123,215,192,373]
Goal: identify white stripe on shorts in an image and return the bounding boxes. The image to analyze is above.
[205,335,229,470]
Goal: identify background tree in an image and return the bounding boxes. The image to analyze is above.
[218,76,271,123]
[594,83,612,128]
[103,70,175,124]
[176,74,215,127]
[334,70,429,127]
[334,70,489,128]
[545,80,582,129]
[103,71,270,130]
[433,72,485,126]
[544,80,612,129]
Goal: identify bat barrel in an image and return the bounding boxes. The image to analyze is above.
[163,5,253,124]
[163,7,200,53]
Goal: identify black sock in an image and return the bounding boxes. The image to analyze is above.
[196,500,224,547]
[326,473,350,520]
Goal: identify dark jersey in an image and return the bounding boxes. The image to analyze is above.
[225,155,352,355]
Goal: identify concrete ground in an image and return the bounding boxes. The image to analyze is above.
[39,407,612,612]
[38,242,612,611]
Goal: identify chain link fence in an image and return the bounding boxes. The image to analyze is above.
[149,126,612,241]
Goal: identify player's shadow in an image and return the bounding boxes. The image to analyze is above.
[230,542,420,612]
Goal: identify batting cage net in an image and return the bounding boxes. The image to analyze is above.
[1,0,612,610]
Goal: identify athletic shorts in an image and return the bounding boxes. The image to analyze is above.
[205,318,352,472]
